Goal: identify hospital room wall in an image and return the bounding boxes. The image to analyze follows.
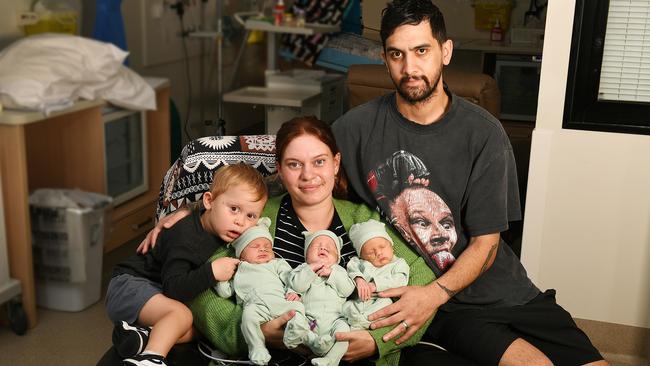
[0,0,34,48]
[114,0,266,142]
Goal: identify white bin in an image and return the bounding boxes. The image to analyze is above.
[29,189,112,312]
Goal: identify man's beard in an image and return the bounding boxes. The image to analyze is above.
[395,72,441,105]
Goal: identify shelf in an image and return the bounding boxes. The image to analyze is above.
[454,38,543,55]
[244,19,340,35]
[223,86,320,107]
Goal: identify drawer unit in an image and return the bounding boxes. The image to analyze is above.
[104,202,156,253]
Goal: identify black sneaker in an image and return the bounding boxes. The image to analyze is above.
[122,353,167,366]
[112,321,151,358]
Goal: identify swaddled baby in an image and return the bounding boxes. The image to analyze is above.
[287,230,356,366]
[215,218,310,365]
[342,219,409,330]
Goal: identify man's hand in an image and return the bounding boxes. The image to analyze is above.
[260,310,294,349]
[211,257,240,281]
[137,208,191,254]
[368,284,445,344]
[285,292,301,302]
[355,277,373,301]
[335,330,377,362]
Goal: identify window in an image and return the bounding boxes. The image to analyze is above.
[563,0,650,135]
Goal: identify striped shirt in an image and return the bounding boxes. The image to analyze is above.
[273,195,356,268]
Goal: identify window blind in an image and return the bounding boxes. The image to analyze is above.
[598,0,650,103]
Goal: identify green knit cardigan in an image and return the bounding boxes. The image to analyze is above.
[190,195,436,366]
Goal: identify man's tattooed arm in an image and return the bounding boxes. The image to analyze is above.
[480,243,498,274]
[436,282,458,298]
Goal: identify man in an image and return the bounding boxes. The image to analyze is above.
[332,1,607,365]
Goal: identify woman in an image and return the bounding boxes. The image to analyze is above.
[140,116,436,366]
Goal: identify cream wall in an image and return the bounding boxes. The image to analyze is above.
[0,0,33,48]
[362,0,543,41]
[521,0,650,329]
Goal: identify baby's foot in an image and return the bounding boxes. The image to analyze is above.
[308,334,334,355]
[248,346,271,365]
[283,326,307,349]
[311,357,333,366]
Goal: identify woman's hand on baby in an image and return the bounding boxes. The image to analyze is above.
[137,207,191,254]
[368,285,438,344]
[285,292,301,302]
[336,330,377,361]
[355,277,373,301]
[211,257,240,281]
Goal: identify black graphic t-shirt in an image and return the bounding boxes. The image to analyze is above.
[332,88,539,311]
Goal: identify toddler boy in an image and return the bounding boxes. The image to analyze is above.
[105,163,267,366]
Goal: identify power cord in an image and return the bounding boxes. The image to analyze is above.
[197,341,307,366]
[417,341,448,351]
[172,0,194,142]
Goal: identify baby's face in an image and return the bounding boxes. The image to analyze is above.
[240,237,275,264]
[360,237,394,267]
[305,235,339,267]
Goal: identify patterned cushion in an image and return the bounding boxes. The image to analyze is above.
[157,135,277,220]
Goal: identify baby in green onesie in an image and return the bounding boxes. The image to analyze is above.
[215,218,311,365]
[287,230,356,366]
[342,219,410,330]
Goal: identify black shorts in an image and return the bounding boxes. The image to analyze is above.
[425,290,604,366]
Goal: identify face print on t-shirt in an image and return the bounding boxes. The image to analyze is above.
[367,150,458,273]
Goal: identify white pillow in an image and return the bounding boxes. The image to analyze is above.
[0,33,128,81]
[78,66,157,111]
[0,34,152,113]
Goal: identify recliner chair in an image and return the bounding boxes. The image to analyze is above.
[346,64,501,118]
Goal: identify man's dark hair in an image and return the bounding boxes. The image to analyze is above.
[380,0,447,49]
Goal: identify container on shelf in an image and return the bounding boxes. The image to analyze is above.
[23,0,81,36]
[473,0,513,31]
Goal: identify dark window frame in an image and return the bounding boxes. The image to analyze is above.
[563,0,650,135]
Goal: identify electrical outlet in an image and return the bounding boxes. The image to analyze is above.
[17,12,39,26]
[151,2,164,19]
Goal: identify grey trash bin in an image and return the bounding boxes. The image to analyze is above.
[29,189,112,312]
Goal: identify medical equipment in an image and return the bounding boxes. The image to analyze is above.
[0,172,28,335]
[197,341,308,366]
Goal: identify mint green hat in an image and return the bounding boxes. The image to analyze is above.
[232,217,273,258]
[348,219,393,255]
[302,230,342,257]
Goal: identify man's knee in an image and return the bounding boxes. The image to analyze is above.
[498,338,552,366]
[584,360,610,366]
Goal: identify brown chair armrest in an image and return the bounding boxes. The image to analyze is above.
[346,64,501,118]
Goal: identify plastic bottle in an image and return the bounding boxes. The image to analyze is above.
[24,0,81,35]
[273,0,285,26]
[490,18,503,43]
[295,8,306,27]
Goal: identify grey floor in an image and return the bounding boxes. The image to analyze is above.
[0,238,139,365]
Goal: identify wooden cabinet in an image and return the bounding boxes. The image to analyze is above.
[0,79,170,328]
[104,84,170,253]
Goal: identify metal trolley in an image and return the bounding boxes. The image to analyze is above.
[0,171,28,335]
